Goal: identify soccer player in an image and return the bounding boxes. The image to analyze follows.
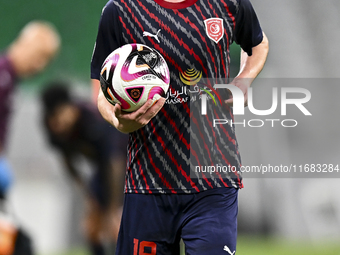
[91,0,269,254]
[41,83,128,255]
[0,21,60,199]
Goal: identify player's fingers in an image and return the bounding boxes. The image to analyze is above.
[138,97,166,124]
[130,99,154,120]
[113,103,122,117]
[225,98,233,107]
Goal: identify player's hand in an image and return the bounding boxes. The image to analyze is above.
[224,78,251,107]
[112,97,166,133]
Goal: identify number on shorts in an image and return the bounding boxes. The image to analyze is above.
[133,238,157,255]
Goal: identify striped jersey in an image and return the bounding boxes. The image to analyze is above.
[91,0,263,194]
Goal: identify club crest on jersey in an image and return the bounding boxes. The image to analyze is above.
[204,18,224,43]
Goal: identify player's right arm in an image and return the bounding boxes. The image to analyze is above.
[91,2,165,133]
[96,81,165,133]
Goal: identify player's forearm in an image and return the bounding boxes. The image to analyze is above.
[97,85,118,128]
[91,79,101,105]
[235,32,269,86]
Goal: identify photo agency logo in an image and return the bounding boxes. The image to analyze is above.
[174,73,313,128]
[200,81,312,128]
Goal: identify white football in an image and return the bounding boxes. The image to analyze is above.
[100,43,170,112]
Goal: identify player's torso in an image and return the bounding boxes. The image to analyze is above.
[109,0,242,193]
[112,0,237,80]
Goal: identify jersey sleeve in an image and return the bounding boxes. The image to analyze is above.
[91,0,122,80]
[233,0,263,56]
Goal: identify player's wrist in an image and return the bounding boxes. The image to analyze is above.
[231,76,253,88]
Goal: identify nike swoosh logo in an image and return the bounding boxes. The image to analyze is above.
[121,55,149,81]
[128,55,149,74]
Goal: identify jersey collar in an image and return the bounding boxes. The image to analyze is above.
[153,0,198,9]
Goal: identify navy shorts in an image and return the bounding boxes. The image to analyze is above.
[116,187,238,255]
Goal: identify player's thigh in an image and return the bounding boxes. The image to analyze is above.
[116,193,181,255]
[182,188,238,255]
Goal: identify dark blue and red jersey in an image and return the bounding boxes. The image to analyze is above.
[91,0,263,194]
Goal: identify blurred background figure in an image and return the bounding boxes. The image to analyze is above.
[0,20,60,199]
[0,20,60,255]
[40,82,128,255]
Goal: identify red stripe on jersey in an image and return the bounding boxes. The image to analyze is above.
[172,9,212,76]
[138,162,152,194]
[125,142,133,193]
[191,115,214,165]
[160,107,190,150]
[213,108,236,146]
[140,127,176,193]
[200,79,223,106]
[134,136,153,194]
[190,147,214,189]
[205,0,231,44]
[221,0,236,28]
[197,114,229,187]
[124,171,128,193]
[149,120,200,192]
[194,5,228,78]
[202,110,234,187]
[121,1,183,74]
[118,16,137,43]
[129,135,138,192]
[191,115,215,188]
[225,102,237,149]
[211,108,241,184]
[206,0,230,77]
[135,1,183,72]
[220,0,238,79]
[134,0,208,75]
[167,86,191,116]
[127,133,152,193]
[129,168,138,194]
[121,0,196,119]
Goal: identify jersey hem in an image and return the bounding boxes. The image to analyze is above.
[125,184,243,194]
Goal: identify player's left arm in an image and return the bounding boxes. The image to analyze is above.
[92,79,101,105]
[225,32,269,107]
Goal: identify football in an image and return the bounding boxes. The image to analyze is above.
[100,43,170,112]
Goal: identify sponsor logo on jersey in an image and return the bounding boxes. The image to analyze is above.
[143,29,161,43]
[179,68,202,86]
[204,18,224,43]
[179,69,220,106]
